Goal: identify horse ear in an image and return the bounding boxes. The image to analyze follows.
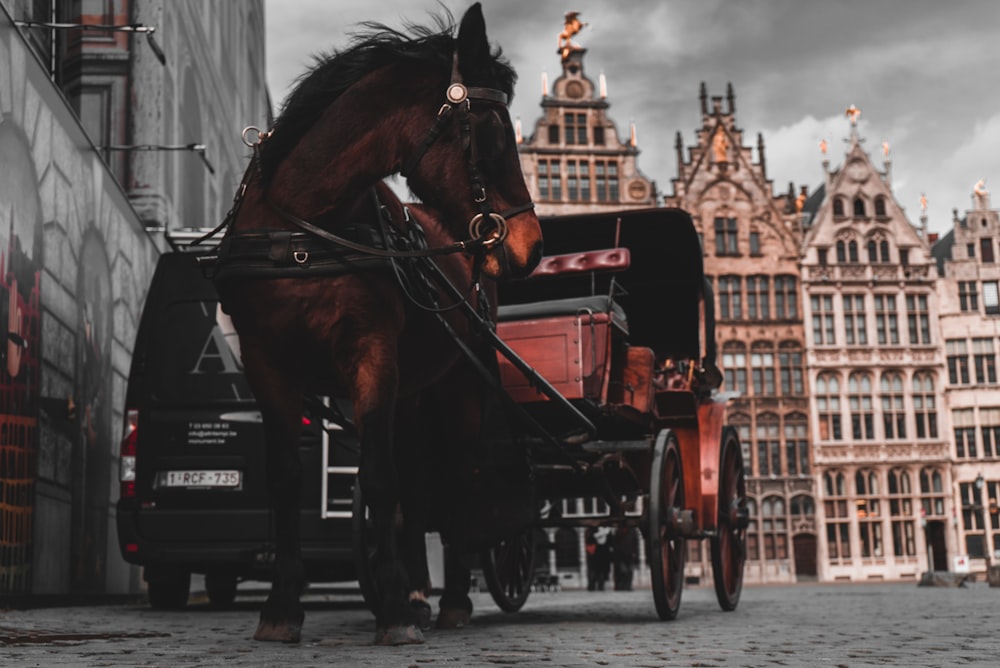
[456,3,490,74]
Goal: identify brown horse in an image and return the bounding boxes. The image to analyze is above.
[213,4,540,646]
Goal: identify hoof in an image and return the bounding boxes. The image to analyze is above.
[411,599,433,631]
[435,607,471,630]
[374,624,425,646]
[254,621,302,644]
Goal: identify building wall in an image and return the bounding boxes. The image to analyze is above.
[0,0,268,595]
[801,122,949,583]
[664,83,813,585]
[936,190,1000,574]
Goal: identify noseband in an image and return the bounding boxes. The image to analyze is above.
[400,51,535,251]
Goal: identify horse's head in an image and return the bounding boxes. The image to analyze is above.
[399,4,542,280]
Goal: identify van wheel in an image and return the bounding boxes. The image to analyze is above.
[145,566,191,610]
[206,573,239,607]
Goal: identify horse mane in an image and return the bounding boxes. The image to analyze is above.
[260,9,517,185]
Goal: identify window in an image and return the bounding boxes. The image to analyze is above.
[593,125,605,146]
[538,159,561,200]
[818,248,828,267]
[888,469,916,557]
[745,498,759,560]
[751,347,776,396]
[848,373,875,440]
[715,217,738,256]
[850,240,859,263]
[954,408,977,458]
[594,160,618,202]
[875,197,887,217]
[757,417,781,476]
[880,373,906,440]
[981,237,995,264]
[833,198,845,217]
[722,344,747,393]
[811,295,835,344]
[912,373,938,439]
[985,281,1000,315]
[567,161,578,201]
[785,417,809,475]
[718,276,742,319]
[974,338,997,384]
[968,243,976,259]
[564,112,587,145]
[571,160,592,202]
[791,495,815,518]
[959,281,979,312]
[981,408,1000,458]
[547,124,560,144]
[874,294,899,344]
[880,240,890,263]
[853,197,866,217]
[779,347,804,396]
[906,294,930,344]
[920,468,946,517]
[961,482,986,558]
[775,276,798,319]
[946,339,971,385]
[899,248,909,266]
[843,294,867,345]
[750,230,761,255]
[836,240,846,264]
[856,469,883,558]
[867,240,878,264]
[824,471,850,561]
[816,374,842,441]
[747,276,770,321]
[761,497,788,560]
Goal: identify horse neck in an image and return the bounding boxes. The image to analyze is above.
[261,65,444,226]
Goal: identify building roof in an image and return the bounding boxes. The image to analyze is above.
[930,227,955,275]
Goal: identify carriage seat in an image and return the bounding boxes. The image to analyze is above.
[496,295,627,332]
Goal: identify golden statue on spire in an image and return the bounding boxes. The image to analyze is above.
[558,11,587,61]
[845,104,861,126]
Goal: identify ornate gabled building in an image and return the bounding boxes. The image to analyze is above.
[517,24,656,216]
[932,183,1000,575]
[801,109,949,582]
[664,83,813,584]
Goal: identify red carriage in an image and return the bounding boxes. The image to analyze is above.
[473,207,750,620]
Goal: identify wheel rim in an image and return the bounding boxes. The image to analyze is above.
[484,528,534,612]
[712,431,747,610]
[649,430,685,620]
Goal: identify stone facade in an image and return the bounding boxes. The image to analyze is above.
[664,83,813,585]
[0,0,267,595]
[933,187,1000,574]
[517,47,656,216]
[801,117,949,583]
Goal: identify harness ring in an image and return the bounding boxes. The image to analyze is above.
[469,212,508,248]
[293,250,309,264]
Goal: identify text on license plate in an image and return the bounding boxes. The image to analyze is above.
[162,470,242,488]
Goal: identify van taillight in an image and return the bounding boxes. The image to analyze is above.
[119,408,138,499]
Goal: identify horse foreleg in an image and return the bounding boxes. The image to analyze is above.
[436,539,474,629]
[395,399,433,631]
[357,369,424,645]
[241,346,306,643]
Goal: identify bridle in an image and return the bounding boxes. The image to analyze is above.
[252,49,534,262]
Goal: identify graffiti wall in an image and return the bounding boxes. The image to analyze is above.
[0,13,160,594]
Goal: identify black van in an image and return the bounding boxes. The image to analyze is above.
[116,250,360,608]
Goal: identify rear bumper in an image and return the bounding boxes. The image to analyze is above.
[116,502,355,580]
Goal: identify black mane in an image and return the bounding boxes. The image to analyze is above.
[259,10,517,184]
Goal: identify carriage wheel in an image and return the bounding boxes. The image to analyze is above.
[648,429,686,621]
[711,427,748,611]
[481,527,535,612]
[351,478,379,614]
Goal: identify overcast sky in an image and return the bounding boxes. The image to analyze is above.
[264,0,1000,235]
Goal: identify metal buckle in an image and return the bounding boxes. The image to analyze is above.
[293,250,309,264]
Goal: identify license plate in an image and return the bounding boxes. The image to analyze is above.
[160,470,242,489]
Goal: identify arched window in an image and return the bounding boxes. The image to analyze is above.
[855,469,883,557]
[848,373,874,440]
[920,468,946,516]
[824,471,850,561]
[791,495,815,517]
[881,372,906,439]
[848,240,859,263]
[854,197,866,217]
[874,196,887,217]
[816,374,842,440]
[867,240,878,263]
[836,240,847,263]
[761,496,788,560]
[888,469,916,556]
[833,197,845,217]
[785,413,809,475]
[912,373,938,438]
[880,239,890,263]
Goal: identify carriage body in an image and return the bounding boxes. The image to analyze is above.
[489,207,748,618]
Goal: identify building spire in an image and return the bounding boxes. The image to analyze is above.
[727,82,735,114]
[699,81,708,115]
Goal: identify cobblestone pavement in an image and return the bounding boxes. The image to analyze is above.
[2,581,999,667]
